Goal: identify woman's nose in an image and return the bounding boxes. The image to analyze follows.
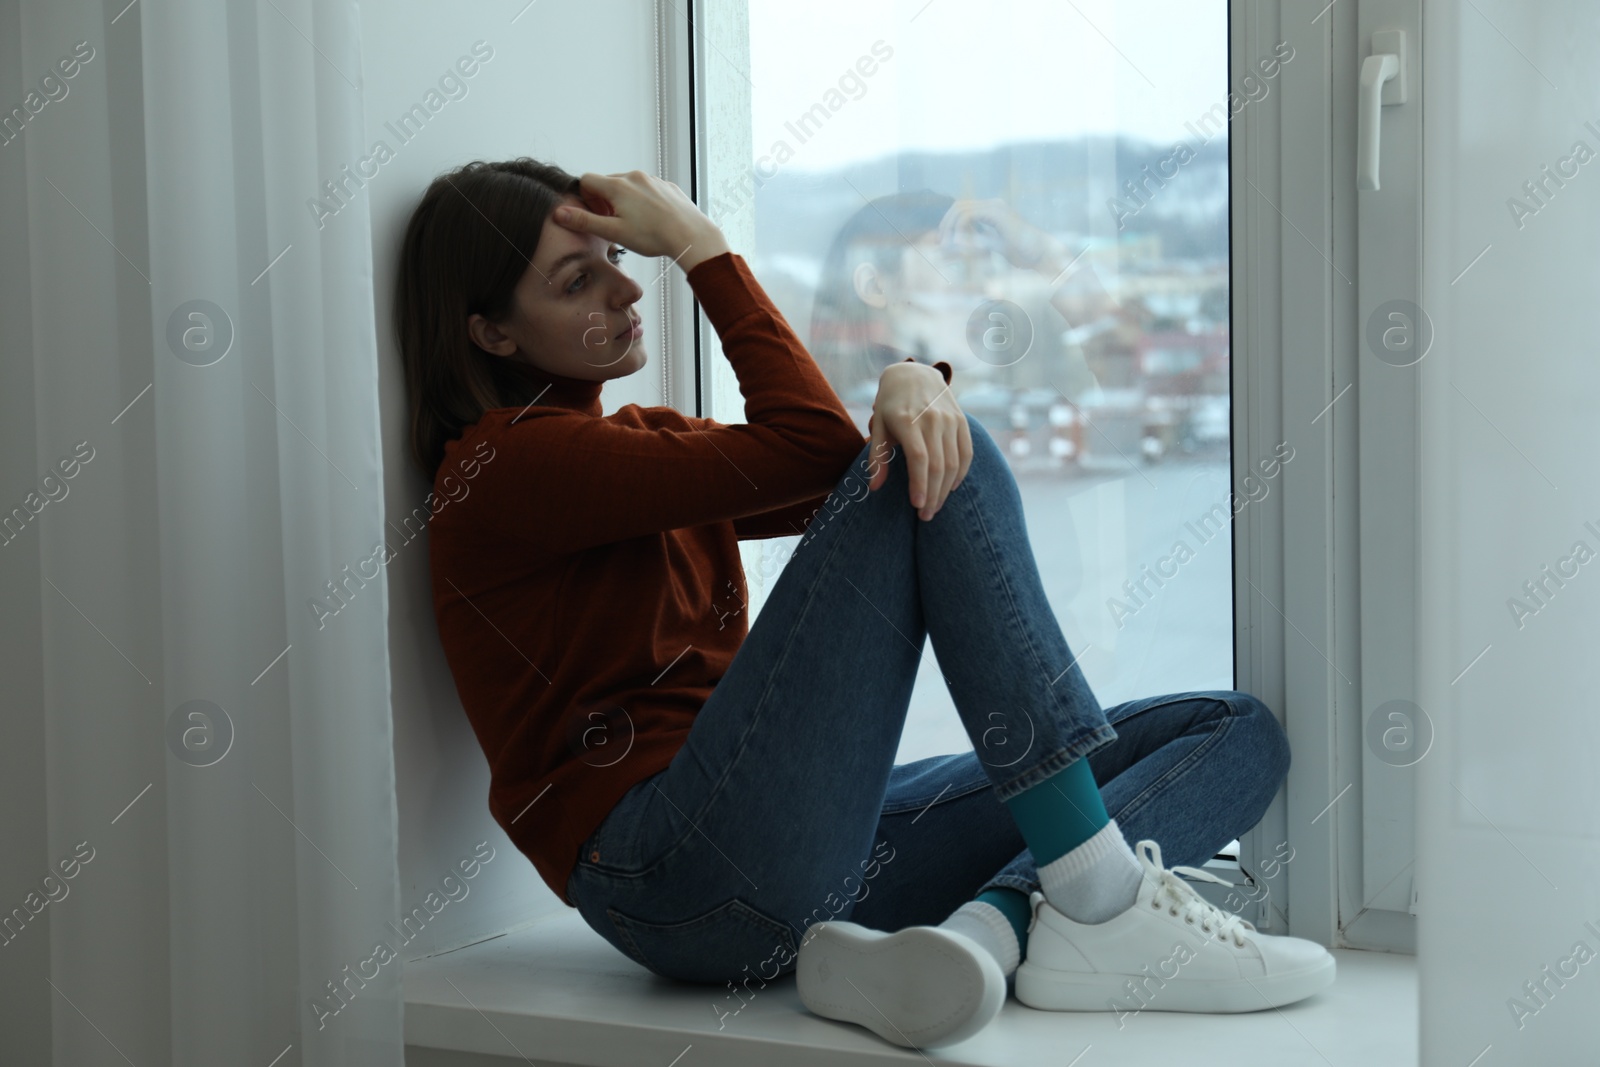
[616,271,644,304]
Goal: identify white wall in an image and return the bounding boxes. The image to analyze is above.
[1417,2,1600,1061]
[358,0,667,955]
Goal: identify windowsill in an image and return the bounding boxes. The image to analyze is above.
[403,909,1417,1066]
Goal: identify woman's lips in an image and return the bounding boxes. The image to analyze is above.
[616,319,642,341]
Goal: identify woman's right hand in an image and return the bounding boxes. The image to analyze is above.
[552,171,730,274]
[866,362,972,522]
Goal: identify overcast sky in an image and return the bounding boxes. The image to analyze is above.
[747,0,1230,170]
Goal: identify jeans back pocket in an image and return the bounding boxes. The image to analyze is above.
[605,896,800,986]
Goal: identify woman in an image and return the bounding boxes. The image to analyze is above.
[396,158,1335,1052]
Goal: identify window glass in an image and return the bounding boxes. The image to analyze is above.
[708,0,1234,763]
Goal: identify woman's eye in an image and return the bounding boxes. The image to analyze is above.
[566,249,627,295]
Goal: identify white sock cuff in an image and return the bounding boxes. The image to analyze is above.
[1038,818,1136,880]
[942,900,1021,975]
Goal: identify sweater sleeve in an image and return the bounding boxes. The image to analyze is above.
[731,491,834,541]
[732,356,956,536]
[475,252,870,559]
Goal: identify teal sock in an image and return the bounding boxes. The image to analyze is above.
[976,887,1032,957]
[1002,757,1109,866]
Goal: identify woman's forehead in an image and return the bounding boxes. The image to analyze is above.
[533,209,602,272]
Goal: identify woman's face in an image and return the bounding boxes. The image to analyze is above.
[467,194,647,381]
[854,231,987,355]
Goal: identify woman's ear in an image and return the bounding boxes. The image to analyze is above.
[852,260,889,309]
[466,312,518,357]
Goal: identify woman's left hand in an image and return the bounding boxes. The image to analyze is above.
[865,363,973,521]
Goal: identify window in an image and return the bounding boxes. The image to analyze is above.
[701,0,1233,765]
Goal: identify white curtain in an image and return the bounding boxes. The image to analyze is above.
[0,1,402,1064]
[1417,2,1600,1060]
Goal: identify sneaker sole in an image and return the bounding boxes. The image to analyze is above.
[796,922,1006,1048]
[1015,953,1336,1014]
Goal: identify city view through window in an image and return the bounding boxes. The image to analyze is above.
[715,0,1251,763]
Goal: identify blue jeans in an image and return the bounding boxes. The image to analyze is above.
[565,414,1291,987]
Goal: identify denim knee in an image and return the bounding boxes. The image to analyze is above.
[1232,691,1291,794]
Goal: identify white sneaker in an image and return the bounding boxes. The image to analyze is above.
[795,921,1007,1049]
[1015,839,1336,1015]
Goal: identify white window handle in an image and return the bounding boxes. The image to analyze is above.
[1358,29,1408,191]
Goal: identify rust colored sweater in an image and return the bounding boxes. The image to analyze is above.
[428,251,953,905]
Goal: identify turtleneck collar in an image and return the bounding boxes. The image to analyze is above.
[505,361,604,420]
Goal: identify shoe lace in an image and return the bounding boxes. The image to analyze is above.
[1135,839,1254,949]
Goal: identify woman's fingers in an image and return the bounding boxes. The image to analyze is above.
[916,423,941,518]
[913,419,948,520]
[954,409,973,491]
[577,170,627,202]
[552,203,625,243]
[574,174,619,215]
[940,415,961,511]
[898,425,923,510]
[554,172,646,244]
[920,410,971,520]
[935,413,960,517]
[553,170,720,265]
[909,433,934,517]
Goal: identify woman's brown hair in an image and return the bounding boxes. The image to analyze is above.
[395,157,582,477]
